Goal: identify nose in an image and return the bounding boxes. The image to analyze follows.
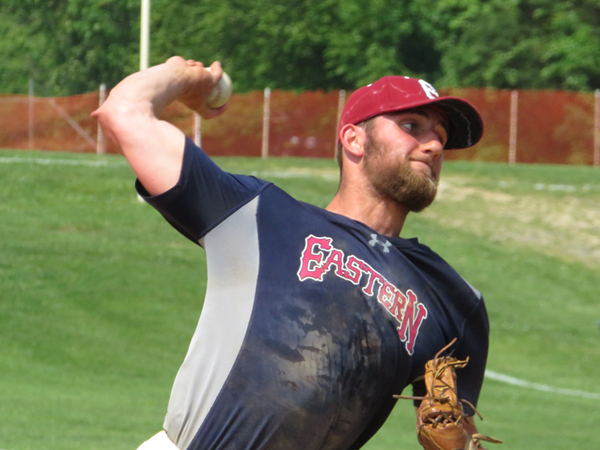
[421,132,444,159]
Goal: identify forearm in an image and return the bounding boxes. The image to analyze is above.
[100,59,191,120]
[97,58,213,125]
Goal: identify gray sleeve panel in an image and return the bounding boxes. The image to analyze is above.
[460,276,482,300]
[163,197,260,449]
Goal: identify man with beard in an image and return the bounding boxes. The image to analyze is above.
[94,57,489,450]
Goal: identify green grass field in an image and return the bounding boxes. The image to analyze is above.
[1,149,599,449]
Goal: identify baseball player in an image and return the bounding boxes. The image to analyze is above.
[93,56,489,450]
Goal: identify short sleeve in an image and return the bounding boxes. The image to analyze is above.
[136,137,270,243]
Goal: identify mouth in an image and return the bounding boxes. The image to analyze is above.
[409,158,439,182]
[410,158,433,172]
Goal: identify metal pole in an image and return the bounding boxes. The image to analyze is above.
[509,90,518,165]
[335,90,346,158]
[194,112,201,147]
[594,89,600,168]
[140,0,150,71]
[262,87,271,159]
[28,79,34,150]
[97,83,107,155]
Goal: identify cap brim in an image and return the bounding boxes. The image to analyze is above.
[432,98,483,150]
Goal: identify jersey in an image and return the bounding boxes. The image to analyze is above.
[136,138,490,450]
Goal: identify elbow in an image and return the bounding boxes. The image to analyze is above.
[91,104,112,133]
[92,100,143,148]
[92,100,132,131]
[92,105,119,146]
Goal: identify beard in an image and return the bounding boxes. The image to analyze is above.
[362,133,439,213]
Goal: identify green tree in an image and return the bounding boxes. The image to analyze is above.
[426,0,600,90]
[323,0,442,87]
[538,1,600,90]
[2,0,600,95]
[0,0,140,96]
[151,0,345,91]
[150,0,443,91]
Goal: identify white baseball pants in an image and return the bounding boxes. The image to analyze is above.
[136,431,179,450]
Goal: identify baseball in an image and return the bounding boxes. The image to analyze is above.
[206,70,232,109]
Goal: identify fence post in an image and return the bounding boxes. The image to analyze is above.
[97,83,107,155]
[28,79,34,150]
[335,90,346,158]
[509,90,518,165]
[262,87,271,159]
[140,0,150,71]
[594,89,600,168]
[194,112,201,147]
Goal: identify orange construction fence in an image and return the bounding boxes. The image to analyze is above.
[1,86,599,166]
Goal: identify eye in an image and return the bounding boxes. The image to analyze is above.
[400,121,418,132]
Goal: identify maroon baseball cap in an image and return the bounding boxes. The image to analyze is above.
[338,76,483,150]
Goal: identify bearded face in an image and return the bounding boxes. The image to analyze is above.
[362,124,439,213]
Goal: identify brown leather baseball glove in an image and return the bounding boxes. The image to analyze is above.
[395,339,502,450]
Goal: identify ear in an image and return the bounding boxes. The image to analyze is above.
[339,124,367,158]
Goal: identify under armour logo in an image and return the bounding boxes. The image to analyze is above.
[369,234,392,253]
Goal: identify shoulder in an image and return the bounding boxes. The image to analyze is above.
[392,237,460,277]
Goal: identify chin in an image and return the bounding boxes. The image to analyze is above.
[413,165,437,182]
[417,171,439,187]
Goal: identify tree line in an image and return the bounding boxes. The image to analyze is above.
[1,0,599,96]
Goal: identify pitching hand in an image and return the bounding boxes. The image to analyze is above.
[166,56,228,119]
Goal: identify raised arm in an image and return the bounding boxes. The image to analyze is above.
[92,56,227,196]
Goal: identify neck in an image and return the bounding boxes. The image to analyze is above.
[326,185,409,237]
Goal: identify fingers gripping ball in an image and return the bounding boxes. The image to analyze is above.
[206,70,232,109]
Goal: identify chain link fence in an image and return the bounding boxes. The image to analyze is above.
[1,86,599,166]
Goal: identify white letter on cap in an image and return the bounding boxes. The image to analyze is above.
[418,80,439,99]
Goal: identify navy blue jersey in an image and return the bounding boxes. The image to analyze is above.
[136,138,489,450]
